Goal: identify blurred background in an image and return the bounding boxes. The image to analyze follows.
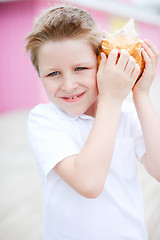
[0,0,160,239]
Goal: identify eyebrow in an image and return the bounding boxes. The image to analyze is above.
[74,61,91,66]
[45,67,58,72]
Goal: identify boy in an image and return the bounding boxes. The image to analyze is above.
[26,4,160,240]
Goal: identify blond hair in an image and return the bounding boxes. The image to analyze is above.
[25,4,101,73]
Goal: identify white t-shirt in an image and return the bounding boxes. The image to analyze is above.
[28,101,148,240]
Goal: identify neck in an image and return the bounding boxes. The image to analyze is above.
[85,99,98,118]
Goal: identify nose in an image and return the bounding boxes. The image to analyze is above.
[61,73,78,92]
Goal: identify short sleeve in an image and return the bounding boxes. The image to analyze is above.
[27,105,80,179]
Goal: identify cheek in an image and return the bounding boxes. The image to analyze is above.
[86,75,98,98]
[89,70,98,88]
[43,80,59,92]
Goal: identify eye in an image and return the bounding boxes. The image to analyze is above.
[75,67,87,71]
[47,71,60,77]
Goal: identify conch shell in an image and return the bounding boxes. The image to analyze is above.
[98,19,144,80]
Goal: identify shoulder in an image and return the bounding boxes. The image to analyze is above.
[27,103,63,139]
[28,103,56,119]
[28,103,66,126]
[27,103,80,137]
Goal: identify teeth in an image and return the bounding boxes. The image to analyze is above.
[69,96,78,99]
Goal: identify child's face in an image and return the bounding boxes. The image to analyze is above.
[38,38,98,117]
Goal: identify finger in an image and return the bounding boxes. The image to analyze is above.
[142,40,159,66]
[116,49,130,70]
[142,41,155,60]
[131,65,140,82]
[141,48,153,70]
[124,56,137,76]
[144,39,160,58]
[107,49,119,66]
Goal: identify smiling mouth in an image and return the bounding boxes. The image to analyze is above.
[61,92,85,102]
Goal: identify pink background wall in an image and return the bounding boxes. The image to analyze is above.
[0,0,160,113]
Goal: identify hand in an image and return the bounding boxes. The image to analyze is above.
[132,39,160,96]
[97,49,140,104]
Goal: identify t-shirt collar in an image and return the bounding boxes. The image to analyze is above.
[49,102,94,121]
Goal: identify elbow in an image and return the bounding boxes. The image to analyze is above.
[142,155,160,182]
[80,183,104,199]
[84,191,101,199]
[150,167,160,183]
[154,173,160,183]
[148,171,160,183]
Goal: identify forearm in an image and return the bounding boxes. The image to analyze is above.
[133,93,160,181]
[75,99,122,196]
[55,50,140,197]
